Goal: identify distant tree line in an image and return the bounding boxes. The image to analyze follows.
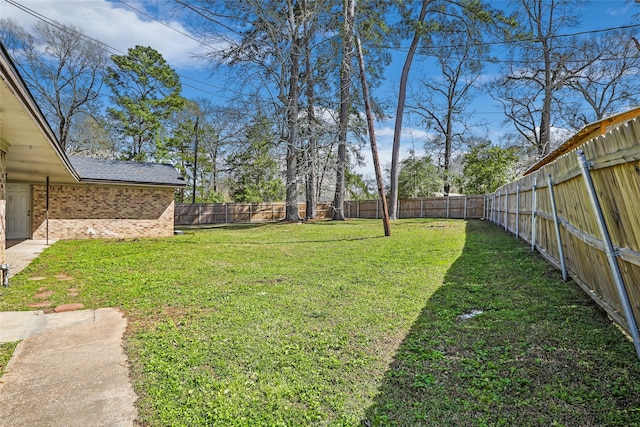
[1,0,638,218]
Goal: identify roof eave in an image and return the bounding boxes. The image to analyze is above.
[524,106,640,175]
[0,44,79,182]
[77,178,187,188]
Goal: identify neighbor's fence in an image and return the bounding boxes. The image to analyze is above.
[175,195,485,226]
[343,196,484,219]
[486,118,640,358]
[174,202,333,225]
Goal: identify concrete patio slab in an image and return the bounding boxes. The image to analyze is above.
[0,308,138,426]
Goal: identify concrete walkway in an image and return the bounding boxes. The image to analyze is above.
[0,241,138,426]
[5,239,55,278]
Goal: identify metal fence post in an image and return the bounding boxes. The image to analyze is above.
[547,174,567,281]
[376,199,379,219]
[483,196,487,219]
[464,197,467,220]
[446,196,450,219]
[496,192,501,226]
[225,204,228,224]
[485,195,489,220]
[515,184,520,238]
[504,188,509,231]
[577,150,640,359]
[531,177,537,252]
[492,194,496,224]
[420,199,424,218]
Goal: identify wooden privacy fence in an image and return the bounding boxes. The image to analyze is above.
[175,195,485,226]
[344,196,484,219]
[175,202,334,225]
[486,118,640,358]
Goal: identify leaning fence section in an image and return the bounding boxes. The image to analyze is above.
[486,118,640,357]
[176,195,485,226]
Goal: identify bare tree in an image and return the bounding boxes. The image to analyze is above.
[355,34,391,235]
[388,0,512,217]
[179,0,332,221]
[332,0,356,220]
[411,3,491,196]
[388,0,432,219]
[493,0,589,157]
[562,29,640,127]
[0,19,106,150]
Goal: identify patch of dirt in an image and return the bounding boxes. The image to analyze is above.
[126,305,218,333]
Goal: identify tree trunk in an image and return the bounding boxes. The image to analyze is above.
[304,31,318,219]
[332,0,355,220]
[285,37,301,221]
[355,34,391,236]
[389,0,431,220]
[539,37,553,158]
[539,87,552,157]
[444,100,453,196]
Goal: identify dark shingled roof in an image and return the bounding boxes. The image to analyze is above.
[68,156,186,187]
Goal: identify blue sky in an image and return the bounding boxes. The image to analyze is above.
[3,0,638,177]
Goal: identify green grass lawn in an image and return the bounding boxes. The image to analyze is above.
[1,219,640,426]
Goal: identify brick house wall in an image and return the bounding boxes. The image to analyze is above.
[31,183,175,240]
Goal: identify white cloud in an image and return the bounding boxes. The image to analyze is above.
[374,125,433,142]
[606,4,632,16]
[3,0,206,69]
[353,123,434,178]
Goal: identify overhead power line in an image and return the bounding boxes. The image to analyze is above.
[2,0,250,103]
[116,0,224,53]
[5,0,640,107]
[5,0,124,56]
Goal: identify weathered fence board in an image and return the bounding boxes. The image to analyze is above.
[176,196,485,226]
[487,118,640,351]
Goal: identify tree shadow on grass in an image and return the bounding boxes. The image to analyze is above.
[363,220,640,426]
[178,219,388,245]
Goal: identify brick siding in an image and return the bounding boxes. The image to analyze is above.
[31,183,175,240]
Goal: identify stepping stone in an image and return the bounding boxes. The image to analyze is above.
[55,274,74,281]
[68,292,79,297]
[54,303,84,313]
[28,277,47,281]
[28,301,51,308]
[34,290,53,299]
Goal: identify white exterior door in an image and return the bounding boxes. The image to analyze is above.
[7,184,31,239]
